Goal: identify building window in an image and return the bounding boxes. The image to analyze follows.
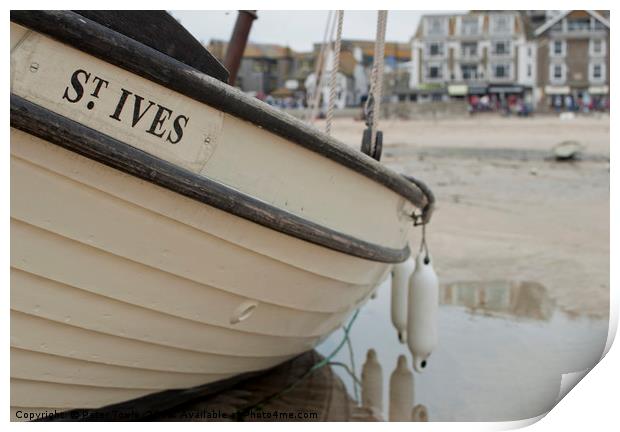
[593,19,606,31]
[492,64,510,79]
[527,64,532,77]
[589,39,605,56]
[461,64,478,80]
[427,42,445,57]
[461,16,479,36]
[549,63,566,83]
[589,63,606,82]
[550,40,566,57]
[527,47,532,57]
[427,64,443,80]
[491,14,512,34]
[426,17,446,36]
[492,40,511,56]
[461,42,478,58]
[567,17,590,32]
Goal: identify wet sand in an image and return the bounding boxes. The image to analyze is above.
[35,115,608,422]
[317,114,610,318]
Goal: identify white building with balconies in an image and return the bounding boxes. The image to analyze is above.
[410,11,535,105]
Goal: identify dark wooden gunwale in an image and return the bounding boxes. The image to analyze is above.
[11,95,410,263]
[10,10,429,211]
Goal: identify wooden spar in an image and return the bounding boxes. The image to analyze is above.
[224,10,257,85]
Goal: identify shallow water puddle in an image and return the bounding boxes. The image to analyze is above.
[317,279,608,421]
[153,279,607,421]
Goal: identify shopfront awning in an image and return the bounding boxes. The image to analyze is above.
[468,85,488,95]
[414,83,446,94]
[544,86,570,95]
[489,85,525,94]
[448,84,468,96]
[588,85,609,95]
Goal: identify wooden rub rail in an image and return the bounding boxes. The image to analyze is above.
[10,10,430,212]
[11,95,411,263]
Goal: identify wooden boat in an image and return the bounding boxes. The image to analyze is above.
[10,10,432,419]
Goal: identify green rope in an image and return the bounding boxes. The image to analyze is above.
[232,308,361,420]
[309,308,360,372]
[345,334,360,400]
[328,362,363,388]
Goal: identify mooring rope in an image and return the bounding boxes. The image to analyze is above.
[233,308,361,419]
[325,10,343,135]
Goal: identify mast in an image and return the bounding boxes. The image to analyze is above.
[224,10,257,86]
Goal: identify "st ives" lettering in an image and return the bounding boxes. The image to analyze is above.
[62,68,190,144]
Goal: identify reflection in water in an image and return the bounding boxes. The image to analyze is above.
[155,279,605,422]
[318,278,607,421]
[389,355,413,421]
[441,280,555,321]
[152,350,375,421]
[411,404,428,422]
[361,349,383,415]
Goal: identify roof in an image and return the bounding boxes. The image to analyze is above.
[412,11,525,40]
[315,39,411,61]
[534,10,610,37]
[207,39,295,60]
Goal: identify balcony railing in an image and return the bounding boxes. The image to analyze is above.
[460,50,479,59]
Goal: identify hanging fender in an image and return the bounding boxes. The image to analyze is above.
[390,257,415,343]
[407,251,439,373]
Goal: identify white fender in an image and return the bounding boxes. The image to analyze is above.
[390,258,415,343]
[407,252,438,373]
[361,348,383,415]
[389,354,414,421]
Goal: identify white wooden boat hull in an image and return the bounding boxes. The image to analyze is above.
[10,128,385,414]
[10,12,431,419]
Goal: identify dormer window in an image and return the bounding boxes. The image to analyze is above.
[491,14,512,34]
[461,16,479,36]
[426,17,447,36]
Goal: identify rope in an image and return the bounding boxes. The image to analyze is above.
[305,10,333,122]
[232,308,361,419]
[364,11,388,145]
[325,10,343,135]
[309,12,337,124]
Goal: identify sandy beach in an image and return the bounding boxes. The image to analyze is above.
[320,114,610,318]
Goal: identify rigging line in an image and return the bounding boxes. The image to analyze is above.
[364,11,388,146]
[325,10,343,135]
[309,10,338,124]
[305,10,333,122]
